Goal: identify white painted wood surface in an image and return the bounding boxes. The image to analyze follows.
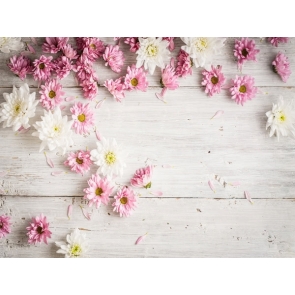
[0,37,295,257]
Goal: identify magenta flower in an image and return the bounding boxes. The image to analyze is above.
[124,65,148,91]
[79,38,105,62]
[62,44,78,60]
[103,45,125,73]
[234,38,260,70]
[0,215,11,238]
[42,37,69,53]
[112,186,137,217]
[32,55,54,82]
[267,37,289,47]
[83,174,114,209]
[70,102,95,135]
[39,79,65,110]
[131,165,153,188]
[201,65,225,97]
[81,80,98,100]
[8,55,33,81]
[175,49,193,77]
[64,150,92,175]
[230,75,258,106]
[272,52,291,83]
[26,214,52,245]
[104,78,125,102]
[124,37,140,52]
[163,37,175,51]
[53,56,72,80]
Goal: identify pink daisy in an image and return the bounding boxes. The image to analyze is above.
[8,55,33,81]
[230,75,258,106]
[104,78,125,102]
[175,49,193,77]
[53,56,72,80]
[62,44,78,60]
[70,102,95,134]
[32,55,54,82]
[267,37,289,47]
[124,65,148,91]
[124,37,140,52]
[112,186,137,217]
[39,79,65,110]
[233,38,260,70]
[272,52,291,83]
[81,80,98,100]
[0,215,11,238]
[83,174,114,209]
[42,37,69,53]
[131,165,153,188]
[163,37,175,51]
[26,214,52,245]
[64,150,92,175]
[201,65,226,97]
[103,45,125,73]
[74,56,98,83]
[81,38,106,62]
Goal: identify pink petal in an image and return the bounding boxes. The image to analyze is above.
[229,181,241,187]
[170,57,175,67]
[135,233,148,245]
[60,105,67,111]
[210,110,224,120]
[18,127,31,134]
[20,51,31,56]
[0,171,7,178]
[95,99,105,109]
[65,96,75,102]
[30,37,37,45]
[208,180,215,193]
[44,152,54,168]
[95,129,102,141]
[79,205,91,220]
[27,44,36,54]
[244,191,253,204]
[67,205,73,220]
[150,191,163,196]
[155,92,167,103]
[51,171,63,176]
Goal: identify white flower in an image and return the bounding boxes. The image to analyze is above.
[181,37,226,70]
[0,83,38,131]
[266,96,295,140]
[32,107,74,155]
[55,228,89,258]
[0,37,24,53]
[136,37,170,75]
[90,137,127,177]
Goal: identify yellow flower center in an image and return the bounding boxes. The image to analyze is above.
[49,90,56,99]
[211,76,218,85]
[131,78,138,86]
[14,104,21,114]
[70,244,82,257]
[146,44,158,57]
[76,158,83,164]
[105,152,116,165]
[39,63,45,69]
[278,112,286,122]
[239,85,247,93]
[53,125,60,132]
[90,44,96,49]
[120,197,128,204]
[195,38,208,52]
[78,114,86,122]
[242,48,248,57]
[95,187,103,196]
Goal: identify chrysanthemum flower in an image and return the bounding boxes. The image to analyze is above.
[230,75,257,106]
[32,55,54,82]
[175,49,193,77]
[81,80,98,100]
[42,37,69,53]
[124,37,140,52]
[103,45,125,73]
[70,102,95,135]
[8,55,33,81]
[124,65,148,91]
[201,65,225,97]
[131,165,153,188]
[62,44,78,60]
[0,215,11,238]
[26,214,52,245]
[112,186,137,217]
[53,56,72,80]
[83,174,113,208]
[233,38,260,70]
[64,150,92,175]
[104,78,125,102]
[267,37,289,47]
[163,37,175,51]
[272,52,291,83]
[78,38,105,62]
[0,37,24,53]
[39,79,64,110]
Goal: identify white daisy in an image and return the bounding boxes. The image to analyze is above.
[0,83,38,131]
[90,137,127,177]
[0,37,24,53]
[266,96,295,140]
[55,228,89,258]
[135,37,170,75]
[32,107,74,155]
[181,37,226,70]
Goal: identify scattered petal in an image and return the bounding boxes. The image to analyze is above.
[60,105,67,111]
[155,92,167,103]
[27,44,36,54]
[95,128,103,141]
[67,205,73,220]
[211,110,224,120]
[79,205,91,220]
[44,152,54,168]
[150,191,163,196]
[95,99,105,109]
[30,37,37,45]
[18,127,31,134]
[208,180,215,193]
[135,233,148,245]
[51,171,63,176]
[65,96,75,102]
[244,191,253,204]
[229,181,241,187]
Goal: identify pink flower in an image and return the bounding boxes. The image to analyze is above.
[81,80,98,100]
[53,56,72,80]
[131,165,153,188]
[0,215,11,238]
[124,65,148,91]
[234,38,260,70]
[272,52,291,83]
[103,45,125,73]
[62,44,78,60]
[163,37,175,51]
[267,37,289,47]
[70,102,95,134]
[26,214,52,245]
[33,55,54,82]
[104,78,125,102]
[175,49,193,77]
[74,55,98,83]
[64,150,92,175]
[124,37,140,52]
[39,79,65,110]
[201,65,226,97]
[83,174,113,209]
[230,75,258,106]
[112,186,137,217]
[8,55,33,80]
[42,37,69,53]
[80,38,105,62]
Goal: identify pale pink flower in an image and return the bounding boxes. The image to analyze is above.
[272,52,291,83]
[74,55,98,83]
[39,79,65,110]
[267,37,289,47]
[26,214,52,245]
[124,65,148,91]
[104,78,125,102]
[175,49,193,77]
[163,37,175,51]
[33,55,54,82]
[8,55,33,81]
[124,37,140,52]
[64,150,92,175]
[83,174,113,209]
[53,56,72,80]
[80,38,105,62]
[81,80,98,100]
[201,65,225,97]
[42,37,69,53]
[70,102,95,134]
[0,215,11,238]
[131,165,153,188]
[103,45,125,73]
[230,75,258,106]
[112,186,137,217]
[62,44,78,60]
[234,38,260,70]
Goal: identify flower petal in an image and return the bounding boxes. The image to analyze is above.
[208,180,215,193]
[51,171,63,176]
[229,181,241,187]
[44,152,54,168]
[244,191,253,204]
[150,191,163,196]
[67,205,73,220]
[95,129,102,141]
[79,205,91,220]
[135,233,148,245]
[30,37,37,45]
[95,99,105,109]
[27,44,36,54]
[210,110,224,120]
[65,96,75,102]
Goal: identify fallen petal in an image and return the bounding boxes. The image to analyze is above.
[60,105,67,111]
[79,205,91,220]
[67,205,73,220]
[135,233,148,245]
[18,127,31,134]
[51,171,63,176]
[44,152,54,168]
[211,110,224,120]
[244,191,253,204]
[27,44,36,54]
[95,129,102,141]
[229,181,241,187]
[30,37,37,45]
[65,96,75,102]
[150,191,163,196]
[208,180,216,193]
[95,99,105,109]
